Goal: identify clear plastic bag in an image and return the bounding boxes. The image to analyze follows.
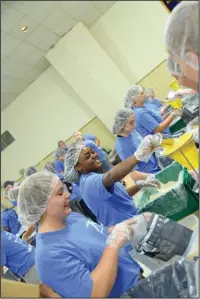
[127,256,197,298]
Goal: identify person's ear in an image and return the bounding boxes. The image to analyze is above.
[75,164,82,172]
[186,52,199,70]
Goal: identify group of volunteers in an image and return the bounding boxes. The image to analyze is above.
[1,2,199,298]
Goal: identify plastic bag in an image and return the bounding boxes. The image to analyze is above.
[137,169,188,217]
[127,256,197,298]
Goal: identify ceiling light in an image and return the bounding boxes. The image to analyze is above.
[21,25,28,32]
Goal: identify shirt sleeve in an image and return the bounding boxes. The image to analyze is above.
[54,161,64,174]
[140,111,161,134]
[115,142,139,171]
[83,173,114,201]
[1,213,9,229]
[44,255,93,298]
[1,234,7,266]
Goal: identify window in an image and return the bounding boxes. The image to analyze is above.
[1,131,15,152]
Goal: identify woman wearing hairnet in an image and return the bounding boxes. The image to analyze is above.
[64,136,162,227]
[113,108,160,175]
[17,170,195,297]
[18,171,143,298]
[124,85,182,137]
[24,166,37,178]
[164,1,198,92]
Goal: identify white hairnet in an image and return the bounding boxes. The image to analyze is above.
[18,171,59,225]
[43,161,55,173]
[7,187,19,202]
[24,166,37,177]
[64,143,84,184]
[167,57,184,76]
[124,85,143,108]
[144,88,154,98]
[164,2,198,68]
[112,108,133,135]
[54,148,66,160]
[4,186,10,198]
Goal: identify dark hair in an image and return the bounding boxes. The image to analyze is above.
[3,181,15,189]
[58,141,64,147]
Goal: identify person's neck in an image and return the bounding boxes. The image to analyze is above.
[118,132,130,137]
[39,215,66,233]
[135,103,144,107]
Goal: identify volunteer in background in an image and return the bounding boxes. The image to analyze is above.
[113,108,160,174]
[64,136,161,227]
[124,85,182,137]
[57,140,68,153]
[164,1,198,92]
[1,204,21,235]
[54,148,66,180]
[144,87,170,116]
[1,230,60,298]
[24,166,37,178]
[17,172,195,298]
[74,131,100,146]
[43,161,55,173]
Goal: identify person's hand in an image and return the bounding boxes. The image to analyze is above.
[106,218,136,249]
[187,117,198,131]
[136,175,162,189]
[134,134,162,162]
[171,109,183,118]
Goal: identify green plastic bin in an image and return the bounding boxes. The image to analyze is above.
[169,117,186,134]
[138,162,199,221]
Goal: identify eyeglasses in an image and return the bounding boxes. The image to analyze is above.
[167,57,184,77]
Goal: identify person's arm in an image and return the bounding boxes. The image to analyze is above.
[129,170,149,181]
[103,155,139,188]
[91,246,119,297]
[39,283,61,298]
[1,266,4,277]
[126,185,141,197]
[153,114,175,133]
[22,224,36,241]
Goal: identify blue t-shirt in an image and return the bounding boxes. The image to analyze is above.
[1,209,21,235]
[35,212,140,298]
[79,173,138,226]
[133,106,171,136]
[115,131,160,174]
[1,231,35,277]
[144,98,163,110]
[69,183,82,201]
[54,160,64,174]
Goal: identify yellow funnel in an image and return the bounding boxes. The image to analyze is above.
[161,133,199,171]
[169,80,179,91]
[166,98,183,109]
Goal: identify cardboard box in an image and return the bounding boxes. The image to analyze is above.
[1,279,40,297]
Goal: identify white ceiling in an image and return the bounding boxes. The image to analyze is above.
[1,1,116,111]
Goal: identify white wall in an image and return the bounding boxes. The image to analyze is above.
[46,22,131,131]
[90,1,168,83]
[1,66,94,181]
